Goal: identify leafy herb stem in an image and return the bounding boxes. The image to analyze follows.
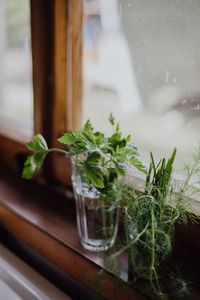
[48,148,68,155]
[109,220,149,260]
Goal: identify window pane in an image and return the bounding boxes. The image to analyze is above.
[82,0,200,170]
[0,0,33,129]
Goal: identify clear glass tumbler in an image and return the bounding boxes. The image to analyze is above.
[71,159,119,252]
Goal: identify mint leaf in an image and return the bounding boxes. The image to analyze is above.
[26,134,48,152]
[22,152,47,179]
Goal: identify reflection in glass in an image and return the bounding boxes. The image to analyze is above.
[82,0,200,171]
[0,0,33,129]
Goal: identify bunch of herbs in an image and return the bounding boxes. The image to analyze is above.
[108,147,200,299]
[23,114,146,201]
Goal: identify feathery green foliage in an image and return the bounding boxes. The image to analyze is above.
[107,147,200,299]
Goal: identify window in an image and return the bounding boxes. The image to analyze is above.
[0,0,83,187]
[0,0,33,128]
[0,0,200,191]
[82,0,200,175]
[0,0,33,145]
[0,1,200,298]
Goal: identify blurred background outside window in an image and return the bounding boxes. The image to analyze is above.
[82,0,200,174]
[0,0,33,130]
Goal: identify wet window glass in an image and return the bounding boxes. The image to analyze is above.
[0,0,33,129]
[82,0,200,171]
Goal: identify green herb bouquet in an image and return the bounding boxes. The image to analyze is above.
[23,114,146,251]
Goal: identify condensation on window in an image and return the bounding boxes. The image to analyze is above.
[0,0,33,129]
[82,0,200,171]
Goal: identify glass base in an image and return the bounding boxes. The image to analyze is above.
[81,237,115,252]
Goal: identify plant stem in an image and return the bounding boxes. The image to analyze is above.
[110,221,149,260]
[149,200,162,296]
[48,148,68,155]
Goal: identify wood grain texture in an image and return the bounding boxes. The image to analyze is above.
[53,0,68,141]
[51,0,83,185]
[0,168,147,300]
[31,0,54,140]
[68,0,83,131]
[53,0,83,134]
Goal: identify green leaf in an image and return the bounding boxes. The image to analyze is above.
[83,119,93,132]
[82,131,95,144]
[58,131,85,145]
[67,148,87,157]
[83,164,104,188]
[22,152,47,179]
[58,133,76,145]
[95,132,104,145]
[146,162,153,189]
[114,161,125,176]
[129,156,147,174]
[116,122,120,132]
[126,134,131,143]
[150,152,156,174]
[109,113,115,126]
[85,152,101,165]
[26,134,48,152]
[108,132,122,147]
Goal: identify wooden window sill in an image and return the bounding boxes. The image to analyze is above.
[0,166,148,300]
[1,166,200,299]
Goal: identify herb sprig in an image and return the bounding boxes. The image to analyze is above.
[23,114,146,193]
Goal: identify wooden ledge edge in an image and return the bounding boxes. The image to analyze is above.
[0,204,147,300]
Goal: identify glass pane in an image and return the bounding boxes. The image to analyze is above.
[82,0,200,171]
[0,0,33,129]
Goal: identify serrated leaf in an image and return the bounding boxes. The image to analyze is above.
[82,131,95,144]
[129,156,147,174]
[26,134,48,152]
[95,133,104,145]
[83,164,104,188]
[58,130,84,145]
[58,133,77,145]
[83,119,93,132]
[108,132,122,147]
[85,152,101,165]
[114,161,125,176]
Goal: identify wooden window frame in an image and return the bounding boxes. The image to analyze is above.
[0,0,82,188]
